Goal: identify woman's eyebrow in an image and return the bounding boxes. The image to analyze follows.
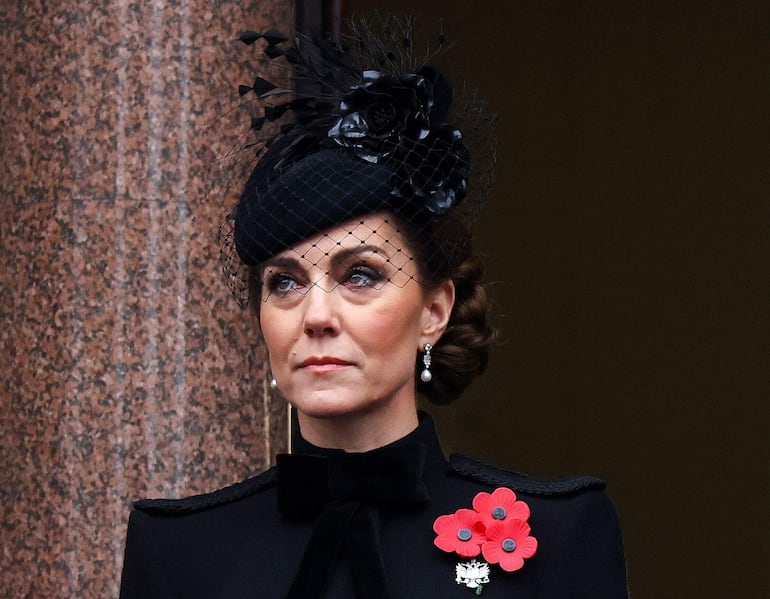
[262,244,390,272]
[261,256,300,271]
[330,244,388,265]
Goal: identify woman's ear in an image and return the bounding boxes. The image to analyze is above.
[420,279,455,343]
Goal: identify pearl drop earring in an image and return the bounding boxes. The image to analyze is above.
[270,378,278,390]
[420,343,433,383]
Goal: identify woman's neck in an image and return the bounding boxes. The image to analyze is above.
[296,402,419,452]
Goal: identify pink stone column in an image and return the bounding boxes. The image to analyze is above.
[0,1,292,596]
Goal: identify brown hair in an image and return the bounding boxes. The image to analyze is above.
[405,212,496,404]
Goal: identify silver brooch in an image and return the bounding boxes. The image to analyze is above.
[455,559,490,594]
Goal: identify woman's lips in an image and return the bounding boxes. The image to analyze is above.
[297,357,354,374]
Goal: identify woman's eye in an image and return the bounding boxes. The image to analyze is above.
[345,266,383,289]
[266,273,299,297]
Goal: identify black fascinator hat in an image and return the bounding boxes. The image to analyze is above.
[221,15,495,307]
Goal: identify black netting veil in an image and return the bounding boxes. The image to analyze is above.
[219,14,496,308]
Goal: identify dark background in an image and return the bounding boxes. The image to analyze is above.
[343,1,767,597]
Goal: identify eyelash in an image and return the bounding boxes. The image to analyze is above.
[265,272,302,297]
[344,265,384,289]
[263,263,385,298]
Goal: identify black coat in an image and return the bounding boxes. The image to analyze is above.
[120,414,628,598]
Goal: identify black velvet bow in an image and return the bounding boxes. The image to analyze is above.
[276,444,430,599]
[277,444,430,517]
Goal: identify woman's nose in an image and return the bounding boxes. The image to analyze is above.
[302,282,340,337]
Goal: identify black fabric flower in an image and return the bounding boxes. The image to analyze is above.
[328,69,469,215]
[328,70,433,163]
[393,125,470,215]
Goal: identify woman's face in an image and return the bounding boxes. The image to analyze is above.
[259,213,452,423]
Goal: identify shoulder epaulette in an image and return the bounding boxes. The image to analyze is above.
[449,454,605,496]
[134,468,276,515]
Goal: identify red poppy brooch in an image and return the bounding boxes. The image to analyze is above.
[433,487,538,594]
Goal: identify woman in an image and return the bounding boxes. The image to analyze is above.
[120,17,628,598]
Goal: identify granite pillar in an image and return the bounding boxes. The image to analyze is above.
[0,1,292,596]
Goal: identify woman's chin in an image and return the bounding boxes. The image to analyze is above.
[287,385,389,421]
[290,396,368,420]
[284,375,414,423]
